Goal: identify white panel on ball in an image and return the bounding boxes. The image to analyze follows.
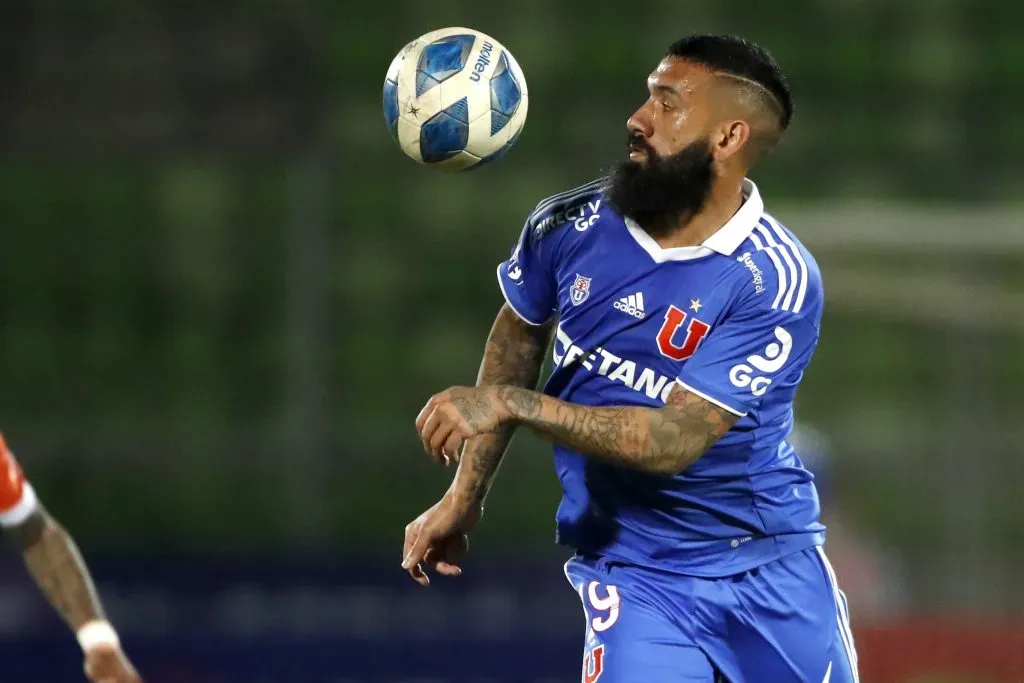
[383,27,529,170]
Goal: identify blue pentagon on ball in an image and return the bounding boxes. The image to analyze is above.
[382,77,400,140]
[488,51,522,136]
[419,97,470,162]
[415,34,476,97]
[477,125,524,167]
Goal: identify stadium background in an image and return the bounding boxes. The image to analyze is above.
[0,0,1022,681]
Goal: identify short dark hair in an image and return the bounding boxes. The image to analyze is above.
[665,35,793,130]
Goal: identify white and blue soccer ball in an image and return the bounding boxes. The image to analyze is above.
[383,27,529,171]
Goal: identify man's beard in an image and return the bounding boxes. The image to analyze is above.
[604,134,716,239]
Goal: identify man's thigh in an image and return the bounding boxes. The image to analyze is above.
[564,556,717,682]
[700,546,860,683]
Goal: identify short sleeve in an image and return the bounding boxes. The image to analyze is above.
[0,433,38,527]
[675,303,820,417]
[496,217,558,326]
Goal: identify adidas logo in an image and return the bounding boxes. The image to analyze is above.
[613,292,646,319]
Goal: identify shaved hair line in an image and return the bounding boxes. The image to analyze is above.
[709,70,786,127]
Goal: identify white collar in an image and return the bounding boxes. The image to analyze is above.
[623,178,764,263]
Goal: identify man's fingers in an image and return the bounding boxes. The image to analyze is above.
[410,546,444,587]
[442,432,464,465]
[421,408,458,462]
[403,521,420,562]
[434,561,463,576]
[403,520,435,586]
[428,415,456,458]
[402,528,432,572]
[428,419,462,461]
[414,395,437,432]
[436,533,468,577]
[404,549,431,586]
[84,649,140,683]
[419,407,440,456]
[407,561,430,587]
[415,389,454,431]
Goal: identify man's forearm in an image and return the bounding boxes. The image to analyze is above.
[494,385,736,476]
[450,428,514,506]
[450,305,552,505]
[7,509,106,630]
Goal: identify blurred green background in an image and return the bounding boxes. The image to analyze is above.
[0,0,1022,622]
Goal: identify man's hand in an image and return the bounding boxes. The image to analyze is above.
[415,386,512,464]
[401,493,482,586]
[84,643,142,683]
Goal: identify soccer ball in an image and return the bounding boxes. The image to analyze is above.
[383,27,529,171]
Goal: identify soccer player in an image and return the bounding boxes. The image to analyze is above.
[403,34,858,683]
[0,433,142,682]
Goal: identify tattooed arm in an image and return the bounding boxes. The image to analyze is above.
[0,434,141,681]
[7,507,143,682]
[417,383,738,477]
[401,304,552,584]
[445,303,553,507]
[497,384,736,475]
[0,434,108,631]
[5,507,107,630]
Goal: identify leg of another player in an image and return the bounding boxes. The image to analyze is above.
[564,556,717,682]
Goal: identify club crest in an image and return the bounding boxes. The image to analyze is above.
[570,273,592,306]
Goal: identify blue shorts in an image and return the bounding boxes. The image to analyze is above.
[564,545,859,683]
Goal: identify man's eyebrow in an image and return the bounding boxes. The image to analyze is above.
[650,83,681,97]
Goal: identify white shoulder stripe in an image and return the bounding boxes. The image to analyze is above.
[748,232,787,309]
[764,216,809,314]
[758,222,800,311]
[753,225,794,311]
[748,232,765,251]
[532,177,605,218]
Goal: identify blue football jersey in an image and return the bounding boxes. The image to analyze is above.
[496,177,827,577]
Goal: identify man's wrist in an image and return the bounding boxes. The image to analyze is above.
[76,619,120,652]
[491,385,535,422]
[484,385,512,423]
[446,485,485,510]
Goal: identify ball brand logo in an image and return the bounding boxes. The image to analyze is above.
[468,41,494,82]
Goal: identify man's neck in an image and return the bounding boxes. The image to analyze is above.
[651,178,745,250]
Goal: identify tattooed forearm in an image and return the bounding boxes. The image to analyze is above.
[645,389,738,472]
[6,509,105,630]
[495,384,738,476]
[451,304,552,505]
